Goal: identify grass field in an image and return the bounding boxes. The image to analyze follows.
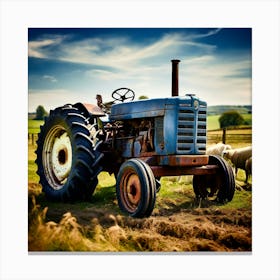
[28,119,44,134]
[28,116,252,252]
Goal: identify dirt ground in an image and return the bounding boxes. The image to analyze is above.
[29,184,252,252]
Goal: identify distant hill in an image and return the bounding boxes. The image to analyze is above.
[207,105,252,115]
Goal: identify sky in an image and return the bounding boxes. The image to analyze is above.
[28,28,252,112]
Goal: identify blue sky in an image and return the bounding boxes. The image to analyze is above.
[28,28,251,112]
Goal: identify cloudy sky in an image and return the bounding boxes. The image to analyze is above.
[28,28,251,112]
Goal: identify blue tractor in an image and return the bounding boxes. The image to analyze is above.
[35,60,235,218]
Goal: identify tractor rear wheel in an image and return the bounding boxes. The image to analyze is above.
[193,155,235,203]
[116,159,156,218]
[35,106,103,202]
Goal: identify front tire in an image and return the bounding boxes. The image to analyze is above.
[35,106,103,202]
[116,159,156,218]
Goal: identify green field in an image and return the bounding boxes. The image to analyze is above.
[28,119,44,134]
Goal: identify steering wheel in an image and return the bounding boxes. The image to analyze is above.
[111,88,135,103]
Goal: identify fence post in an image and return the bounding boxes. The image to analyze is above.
[222,128,227,144]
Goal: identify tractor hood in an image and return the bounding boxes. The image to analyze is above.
[109,95,206,121]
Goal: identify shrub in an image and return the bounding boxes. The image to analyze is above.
[34,105,48,120]
[219,110,244,128]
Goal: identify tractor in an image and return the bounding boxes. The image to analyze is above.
[35,60,235,218]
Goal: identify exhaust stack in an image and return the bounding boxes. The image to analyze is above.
[171,59,180,96]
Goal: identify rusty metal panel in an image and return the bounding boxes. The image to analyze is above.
[150,165,218,177]
[81,103,106,116]
[158,155,209,166]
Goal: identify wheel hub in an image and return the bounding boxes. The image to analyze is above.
[126,174,141,205]
[51,132,72,183]
[43,126,72,190]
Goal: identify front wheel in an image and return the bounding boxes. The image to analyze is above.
[116,159,156,218]
[193,155,235,203]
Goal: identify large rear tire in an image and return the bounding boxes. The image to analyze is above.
[193,155,235,203]
[35,105,103,202]
[116,159,156,218]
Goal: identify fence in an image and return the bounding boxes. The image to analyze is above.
[28,133,38,145]
[207,127,252,145]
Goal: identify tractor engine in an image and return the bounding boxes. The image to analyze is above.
[113,118,155,157]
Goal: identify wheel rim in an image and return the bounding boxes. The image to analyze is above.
[121,170,141,212]
[42,125,72,190]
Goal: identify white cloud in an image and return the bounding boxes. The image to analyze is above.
[28,39,54,58]
[179,56,251,105]
[28,36,66,58]
[28,32,216,70]
[184,65,251,95]
[43,75,57,83]
[187,28,222,40]
[85,69,120,81]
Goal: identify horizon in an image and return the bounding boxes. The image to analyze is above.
[28,103,252,115]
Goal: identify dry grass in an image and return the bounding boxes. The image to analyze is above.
[29,196,119,251]
[28,186,252,252]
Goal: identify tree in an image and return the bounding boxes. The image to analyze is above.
[219,110,244,129]
[35,105,48,120]
[138,95,149,100]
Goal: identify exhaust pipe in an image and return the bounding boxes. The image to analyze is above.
[171,59,180,96]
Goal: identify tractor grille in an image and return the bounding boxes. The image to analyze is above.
[177,103,207,154]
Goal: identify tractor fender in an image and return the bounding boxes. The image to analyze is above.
[73,102,106,118]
